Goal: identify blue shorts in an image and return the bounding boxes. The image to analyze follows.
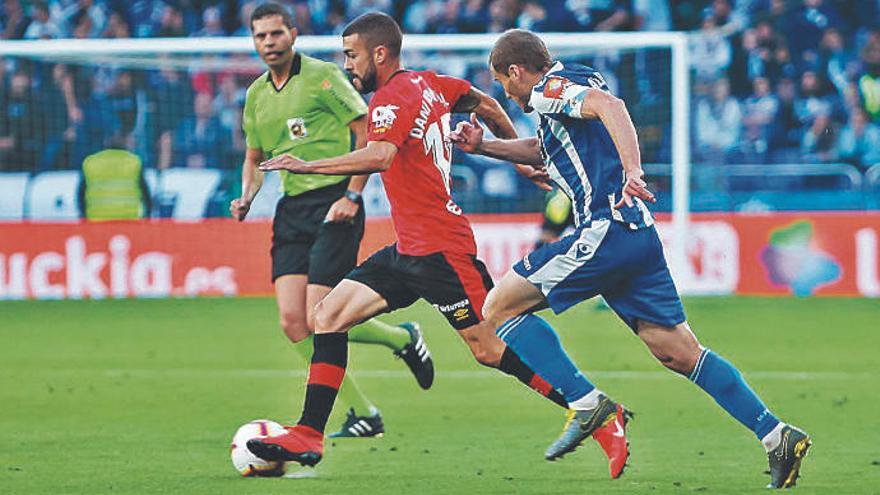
[513,220,686,332]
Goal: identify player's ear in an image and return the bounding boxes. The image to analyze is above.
[507,64,519,81]
[289,26,298,40]
[374,45,387,65]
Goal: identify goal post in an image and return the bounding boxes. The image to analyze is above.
[0,32,691,288]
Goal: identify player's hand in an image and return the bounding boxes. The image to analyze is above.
[230,197,251,222]
[613,169,656,209]
[515,163,552,192]
[449,113,484,153]
[324,195,359,224]
[258,154,310,173]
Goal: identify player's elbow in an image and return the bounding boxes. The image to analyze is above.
[367,143,396,171]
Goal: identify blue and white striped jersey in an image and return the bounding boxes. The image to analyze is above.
[529,61,653,230]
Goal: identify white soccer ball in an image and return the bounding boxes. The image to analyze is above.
[230,419,288,477]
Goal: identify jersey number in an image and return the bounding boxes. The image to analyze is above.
[424,114,453,194]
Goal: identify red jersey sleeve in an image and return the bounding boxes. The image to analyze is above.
[433,74,472,109]
[367,90,413,148]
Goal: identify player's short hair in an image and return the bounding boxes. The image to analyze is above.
[490,29,553,75]
[342,12,402,59]
[250,2,294,30]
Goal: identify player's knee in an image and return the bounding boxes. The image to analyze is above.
[640,323,701,376]
[465,335,504,368]
[313,300,348,334]
[470,345,502,368]
[279,312,310,343]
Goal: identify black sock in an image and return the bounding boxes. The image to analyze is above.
[498,347,568,409]
[298,333,348,433]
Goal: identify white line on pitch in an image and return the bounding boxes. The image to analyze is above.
[4,369,875,380]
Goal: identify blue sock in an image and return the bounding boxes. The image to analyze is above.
[496,314,594,402]
[690,349,780,440]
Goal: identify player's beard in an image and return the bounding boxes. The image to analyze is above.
[348,62,377,94]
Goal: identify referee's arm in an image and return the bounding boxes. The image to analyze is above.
[230,147,264,221]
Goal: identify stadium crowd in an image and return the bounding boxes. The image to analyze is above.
[2,0,880,199]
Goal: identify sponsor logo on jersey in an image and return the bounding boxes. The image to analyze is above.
[321,79,331,90]
[371,104,399,134]
[287,118,308,140]
[522,254,532,271]
[453,308,470,321]
[446,200,462,216]
[543,76,572,99]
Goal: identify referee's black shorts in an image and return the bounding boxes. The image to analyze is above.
[271,180,365,287]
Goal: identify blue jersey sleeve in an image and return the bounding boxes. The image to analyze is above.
[529,65,611,119]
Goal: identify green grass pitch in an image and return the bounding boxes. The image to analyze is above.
[1,297,878,494]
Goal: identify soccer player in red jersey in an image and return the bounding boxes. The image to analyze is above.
[247,13,626,473]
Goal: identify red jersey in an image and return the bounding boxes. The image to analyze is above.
[367,70,477,256]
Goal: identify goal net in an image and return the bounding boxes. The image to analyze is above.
[0,33,691,284]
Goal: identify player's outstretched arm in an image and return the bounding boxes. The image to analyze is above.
[577,90,655,207]
[450,115,544,167]
[451,88,550,190]
[230,147,264,221]
[258,141,397,175]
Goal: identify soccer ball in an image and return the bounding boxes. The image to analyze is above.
[230,419,288,477]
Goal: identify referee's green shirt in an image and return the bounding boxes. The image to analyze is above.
[242,52,368,197]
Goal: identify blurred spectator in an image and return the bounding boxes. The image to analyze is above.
[155,4,186,37]
[347,0,393,20]
[790,0,843,64]
[771,77,802,156]
[457,0,487,33]
[0,71,38,171]
[36,63,78,170]
[191,6,225,37]
[487,0,518,33]
[150,63,194,169]
[232,1,257,36]
[800,112,836,162]
[2,0,29,39]
[59,0,107,38]
[24,2,63,39]
[126,0,160,37]
[705,0,744,36]
[817,28,852,95]
[536,0,632,32]
[212,74,244,153]
[633,0,670,31]
[103,11,131,38]
[689,11,731,83]
[402,0,439,33]
[741,77,778,161]
[794,70,838,127]
[857,41,880,122]
[78,147,152,220]
[836,108,880,170]
[695,78,741,163]
[69,5,94,38]
[165,91,226,169]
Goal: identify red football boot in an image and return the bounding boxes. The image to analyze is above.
[246,424,324,467]
[591,404,632,479]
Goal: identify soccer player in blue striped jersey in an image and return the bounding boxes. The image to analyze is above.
[451,29,811,489]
